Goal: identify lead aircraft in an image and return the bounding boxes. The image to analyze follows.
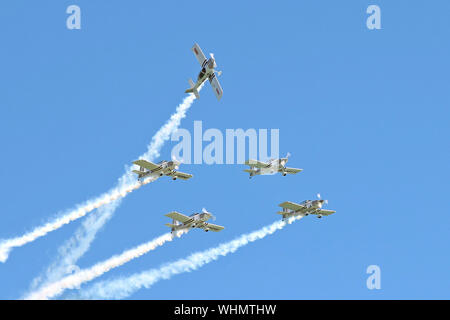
[185,43,223,100]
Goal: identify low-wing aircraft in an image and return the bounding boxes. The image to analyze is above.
[277,194,336,220]
[185,43,223,101]
[164,208,225,233]
[132,159,192,181]
[244,153,302,178]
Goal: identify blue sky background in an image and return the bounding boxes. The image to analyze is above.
[0,1,449,299]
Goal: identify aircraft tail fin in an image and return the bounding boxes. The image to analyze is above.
[165,218,182,232]
[185,79,200,99]
[132,170,144,178]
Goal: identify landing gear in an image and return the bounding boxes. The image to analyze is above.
[282,173,287,176]
[160,173,163,177]
[173,177,177,180]
[318,216,322,219]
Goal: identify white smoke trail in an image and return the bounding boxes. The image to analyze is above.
[27,178,154,291]
[1,90,200,264]
[75,217,302,300]
[26,88,202,294]
[25,230,187,300]
[28,202,123,290]
[0,178,154,263]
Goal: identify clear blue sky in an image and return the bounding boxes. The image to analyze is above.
[0,1,449,299]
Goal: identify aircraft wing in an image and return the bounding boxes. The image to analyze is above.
[245,159,270,168]
[192,43,207,66]
[203,223,224,232]
[209,73,223,101]
[165,211,191,223]
[173,171,193,180]
[283,167,303,174]
[279,201,306,212]
[317,209,336,216]
[133,159,160,171]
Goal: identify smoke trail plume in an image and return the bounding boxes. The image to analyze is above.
[0,178,152,263]
[26,176,155,291]
[25,230,186,300]
[26,88,202,295]
[1,89,201,264]
[75,217,302,300]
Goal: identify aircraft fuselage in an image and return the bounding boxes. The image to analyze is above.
[281,200,326,220]
[195,58,215,86]
[248,159,288,176]
[137,161,179,181]
[171,212,213,231]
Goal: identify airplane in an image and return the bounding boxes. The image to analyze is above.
[185,43,223,101]
[277,194,336,220]
[164,208,225,233]
[244,153,303,178]
[132,159,192,181]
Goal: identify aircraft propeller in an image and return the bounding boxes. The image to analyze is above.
[171,154,184,169]
[202,207,216,221]
[317,193,328,204]
[280,152,290,167]
[210,53,221,75]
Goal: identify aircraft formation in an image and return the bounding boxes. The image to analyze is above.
[132,43,336,234]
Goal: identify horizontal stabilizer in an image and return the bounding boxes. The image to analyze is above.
[276,211,286,215]
[186,79,200,99]
[165,223,178,229]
